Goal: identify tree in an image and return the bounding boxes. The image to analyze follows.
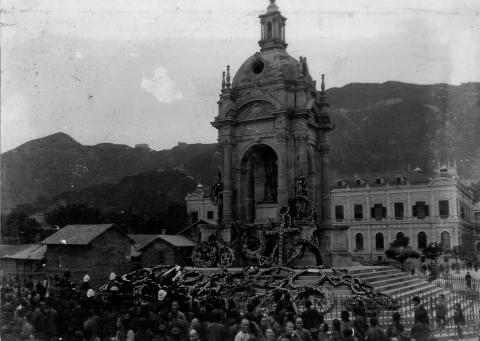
[422,242,443,262]
[385,236,420,270]
[1,212,40,243]
[45,204,104,227]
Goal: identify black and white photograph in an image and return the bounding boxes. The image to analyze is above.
[1,0,480,340]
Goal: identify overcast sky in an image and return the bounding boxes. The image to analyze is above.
[1,0,479,152]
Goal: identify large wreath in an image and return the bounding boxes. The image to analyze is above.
[191,241,218,267]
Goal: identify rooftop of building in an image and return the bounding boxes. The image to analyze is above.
[42,223,132,245]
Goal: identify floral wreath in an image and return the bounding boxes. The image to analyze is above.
[191,241,218,267]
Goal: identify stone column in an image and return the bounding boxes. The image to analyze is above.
[276,131,289,207]
[222,140,234,222]
[319,137,331,224]
[297,134,308,174]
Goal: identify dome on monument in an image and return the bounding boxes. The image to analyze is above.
[231,49,313,89]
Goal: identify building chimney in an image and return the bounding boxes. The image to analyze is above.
[161,229,166,235]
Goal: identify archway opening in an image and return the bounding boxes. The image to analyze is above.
[376,233,384,249]
[241,144,278,223]
[355,233,364,251]
[441,231,451,250]
[418,231,427,249]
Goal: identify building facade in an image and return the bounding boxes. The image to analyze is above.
[211,0,333,227]
[331,165,476,261]
[42,224,133,282]
[474,202,480,253]
[185,184,218,225]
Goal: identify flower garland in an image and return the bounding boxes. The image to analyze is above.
[191,242,218,268]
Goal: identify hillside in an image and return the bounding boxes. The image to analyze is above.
[1,81,479,214]
[1,133,219,213]
[328,82,480,180]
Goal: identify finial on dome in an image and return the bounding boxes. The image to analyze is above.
[221,71,226,89]
[267,0,279,13]
[226,65,231,88]
[321,74,325,92]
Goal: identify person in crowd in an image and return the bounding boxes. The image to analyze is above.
[340,310,353,333]
[386,312,404,340]
[268,313,283,337]
[453,303,466,339]
[365,317,386,341]
[294,317,312,341]
[411,296,429,325]
[265,328,276,341]
[465,272,472,289]
[301,300,323,337]
[434,294,447,329]
[342,328,357,341]
[235,318,252,341]
[116,317,135,341]
[327,319,342,341]
[316,322,329,341]
[207,309,227,341]
[352,307,367,341]
[189,329,200,341]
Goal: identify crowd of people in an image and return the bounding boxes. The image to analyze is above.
[0,273,469,341]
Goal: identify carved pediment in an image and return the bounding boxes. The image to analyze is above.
[236,100,274,121]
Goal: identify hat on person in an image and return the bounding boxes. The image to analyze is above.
[158,289,167,301]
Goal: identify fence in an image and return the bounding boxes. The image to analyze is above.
[413,272,480,293]
[296,289,480,338]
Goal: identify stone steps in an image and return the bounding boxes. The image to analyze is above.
[374,278,421,292]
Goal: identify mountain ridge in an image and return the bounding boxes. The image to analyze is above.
[2,81,479,214]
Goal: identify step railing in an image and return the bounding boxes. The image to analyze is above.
[298,291,480,338]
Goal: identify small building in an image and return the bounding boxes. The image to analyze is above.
[331,163,477,262]
[129,234,195,267]
[185,184,218,225]
[2,244,46,277]
[0,244,35,277]
[42,224,133,282]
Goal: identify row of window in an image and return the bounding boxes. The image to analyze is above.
[335,200,451,221]
[354,231,451,251]
[191,210,215,223]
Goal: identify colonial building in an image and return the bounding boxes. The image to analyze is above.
[474,202,480,253]
[185,184,218,225]
[331,164,477,261]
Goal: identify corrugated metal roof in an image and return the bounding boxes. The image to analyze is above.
[3,244,46,260]
[41,224,126,245]
[158,235,195,247]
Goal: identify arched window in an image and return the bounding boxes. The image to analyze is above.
[355,233,364,251]
[417,231,427,249]
[375,233,384,249]
[441,231,451,250]
[396,232,405,240]
[267,22,273,39]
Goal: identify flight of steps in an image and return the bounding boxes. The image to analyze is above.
[349,266,479,339]
[350,266,444,300]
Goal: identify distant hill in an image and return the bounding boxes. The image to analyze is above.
[43,169,197,234]
[327,82,480,181]
[1,133,220,213]
[2,81,479,214]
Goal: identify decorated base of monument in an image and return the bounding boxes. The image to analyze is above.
[98,264,398,317]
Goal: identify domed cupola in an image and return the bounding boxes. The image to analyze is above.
[230,0,314,90]
[259,0,287,51]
